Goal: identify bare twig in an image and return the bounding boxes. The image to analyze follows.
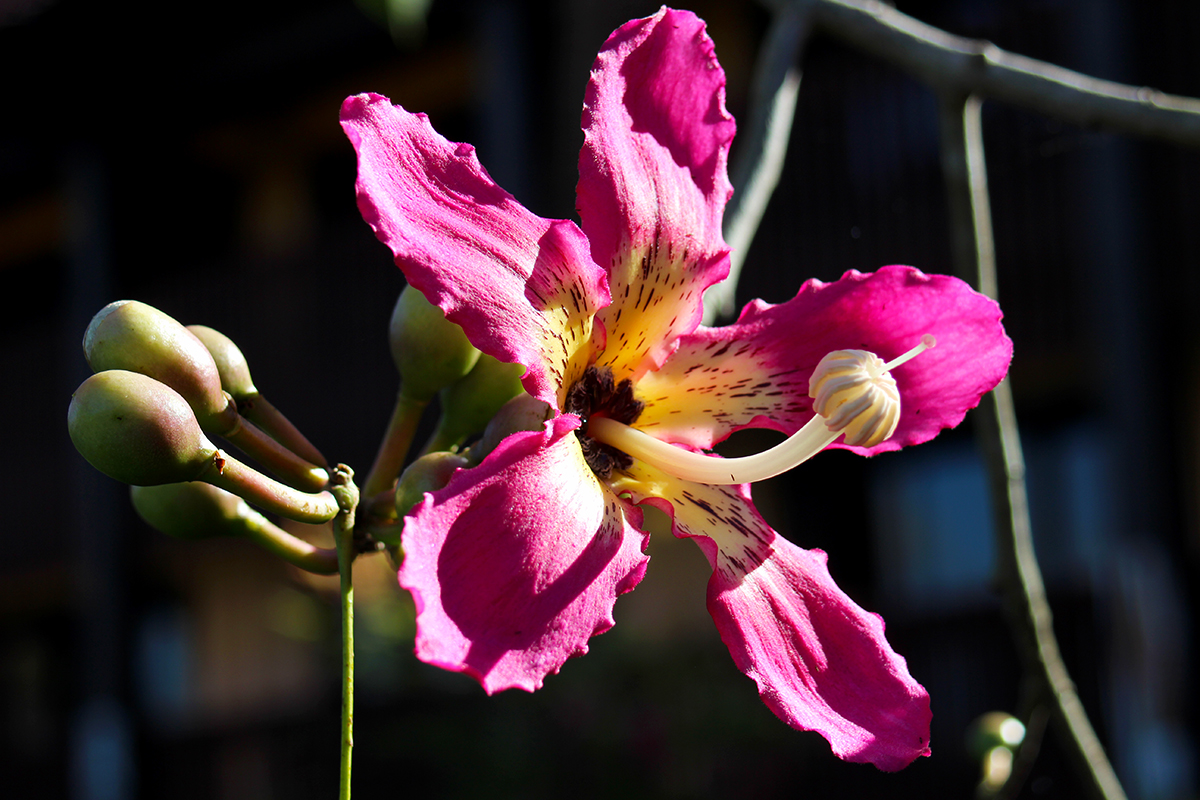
[706,3,812,324]
[778,0,1200,146]
[721,0,1200,321]
[938,93,1128,800]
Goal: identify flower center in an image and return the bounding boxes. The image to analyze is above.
[587,335,936,485]
[565,366,645,479]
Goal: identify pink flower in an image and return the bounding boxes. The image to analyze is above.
[341,7,1010,771]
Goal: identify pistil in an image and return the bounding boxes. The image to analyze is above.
[588,335,936,485]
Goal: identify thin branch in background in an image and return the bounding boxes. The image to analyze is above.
[937,92,1128,800]
[790,0,1200,146]
[720,0,1200,322]
[705,2,811,324]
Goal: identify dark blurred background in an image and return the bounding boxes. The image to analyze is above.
[2,0,1197,797]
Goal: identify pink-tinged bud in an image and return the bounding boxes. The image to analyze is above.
[68,370,218,486]
[83,301,239,435]
[130,482,246,540]
[389,285,481,403]
[471,393,552,464]
[394,451,471,519]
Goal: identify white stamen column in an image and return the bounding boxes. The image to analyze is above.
[588,336,936,485]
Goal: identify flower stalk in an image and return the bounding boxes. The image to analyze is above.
[329,466,359,800]
[220,415,330,492]
[188,323,331,469]
[129,482,339,574]
[200,452,339,524]
[362,391,427,501]
[238,393,330,469]
[240,508,339,575]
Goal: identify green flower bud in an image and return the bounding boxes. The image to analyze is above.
[68,370,218,486]
[189,323,329,472]
[394,451,470,520]
[470,393,552,464]
[130,482,247,540]
[84,301,239,435]
[186,324,257,401]
[430,354,526,451]
[389,285,481,403]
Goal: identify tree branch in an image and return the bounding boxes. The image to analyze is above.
[769,0,1200,146]
[707,3,812,324]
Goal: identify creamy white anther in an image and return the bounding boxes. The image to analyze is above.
[587,335,936,485]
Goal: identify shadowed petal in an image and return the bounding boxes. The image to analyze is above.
[398,415,650,693]
[615,460,932,771]
[635,265,1012,451]
[342,93,608,408]
[578,8,736,379]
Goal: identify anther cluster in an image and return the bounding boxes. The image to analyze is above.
[564,366,644,479]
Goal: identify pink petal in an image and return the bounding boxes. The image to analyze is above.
[636,265,1012,452]
[616,461,931,770]
[708,537,932,770]
[578,8,736,379]
[398,414,650,693]
[342,93,608,408]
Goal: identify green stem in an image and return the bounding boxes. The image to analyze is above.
[240,393,330,468]
[236,509,339,574]
[222,415,330,492]
[201,450,339,524]
[362,391,428,501]
[329,466,359,800]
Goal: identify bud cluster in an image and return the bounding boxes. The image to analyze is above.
[68,301,342,570]
[67,284,544,572]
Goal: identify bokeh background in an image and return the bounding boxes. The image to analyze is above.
[2,0,1198,797]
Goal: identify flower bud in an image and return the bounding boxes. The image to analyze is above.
[189,324,329,471]
[186,324,257,401]
[432,354,526,451]
[130,482,247,540]
[68,370,219,486]
[470,393,552,464]
[394,452,470,519]
[83,301,239,435]
[389,285,481,403]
